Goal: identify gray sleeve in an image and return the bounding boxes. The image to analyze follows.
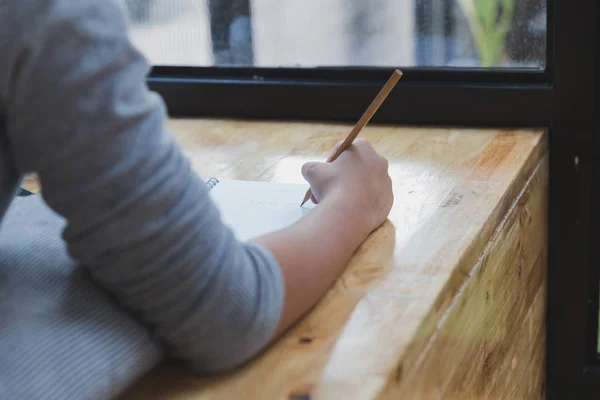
[2,0,284,372]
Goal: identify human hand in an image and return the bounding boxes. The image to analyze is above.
[301,139,393,232]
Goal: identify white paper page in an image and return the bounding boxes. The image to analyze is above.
[209,180,316,241]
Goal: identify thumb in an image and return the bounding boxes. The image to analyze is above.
[301,161,329,185]
[301,161,334,204]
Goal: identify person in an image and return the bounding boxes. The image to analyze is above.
[0,0,393,398]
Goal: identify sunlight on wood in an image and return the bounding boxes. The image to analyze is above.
[119,119,548,400]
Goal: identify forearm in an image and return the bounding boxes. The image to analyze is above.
[3,0,287,372]
[252,196,371,340]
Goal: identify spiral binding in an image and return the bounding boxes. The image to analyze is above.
[206,177,220,190]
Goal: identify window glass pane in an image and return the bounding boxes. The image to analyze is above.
[126,0,546,69]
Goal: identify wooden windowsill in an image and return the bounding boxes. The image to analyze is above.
[103,119,546,399]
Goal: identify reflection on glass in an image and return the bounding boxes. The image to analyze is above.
[125,0,546,69]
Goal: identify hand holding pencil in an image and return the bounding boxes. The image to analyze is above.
[301,69,403,206]
[299,70,400,238]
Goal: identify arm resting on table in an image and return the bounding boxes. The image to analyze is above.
[1,0,367,372]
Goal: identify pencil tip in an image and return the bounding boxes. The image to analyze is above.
[300,189,312,207]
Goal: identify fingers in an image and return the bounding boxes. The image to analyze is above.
[301,161,331,204]
[310,193,319,204]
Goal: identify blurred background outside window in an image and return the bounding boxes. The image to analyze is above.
[124,0,546,69]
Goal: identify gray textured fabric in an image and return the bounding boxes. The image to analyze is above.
[0,0,285,396]
[0,195,164,399]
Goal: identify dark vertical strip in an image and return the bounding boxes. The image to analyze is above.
[208,0,254,66]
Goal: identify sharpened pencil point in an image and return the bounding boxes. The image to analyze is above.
[300,189,312,207]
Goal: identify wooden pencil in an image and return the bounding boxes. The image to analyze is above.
[300,69,403,206]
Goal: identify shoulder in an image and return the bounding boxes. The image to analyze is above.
[1,0,135,101]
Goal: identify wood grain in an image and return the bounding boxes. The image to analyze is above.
[379,154,548,400]
[21,173,41,193]
[110,119,548,400]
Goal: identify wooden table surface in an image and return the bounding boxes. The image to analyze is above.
[120,119,548,400]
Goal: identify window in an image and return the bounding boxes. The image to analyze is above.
[129,0,599,397]
[126,0,546,69]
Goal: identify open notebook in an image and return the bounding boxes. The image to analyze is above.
[206,178,316,241]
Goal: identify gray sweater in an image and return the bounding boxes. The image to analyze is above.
[0,0,284,398]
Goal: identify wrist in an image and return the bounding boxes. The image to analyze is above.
[318,192,374,242]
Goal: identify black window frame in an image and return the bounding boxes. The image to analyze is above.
[145,1,598,398]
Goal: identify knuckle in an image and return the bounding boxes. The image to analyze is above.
[375,154,388,169]
[353,140,373,155]
[331,140,343,152]
[355,138,370,148]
